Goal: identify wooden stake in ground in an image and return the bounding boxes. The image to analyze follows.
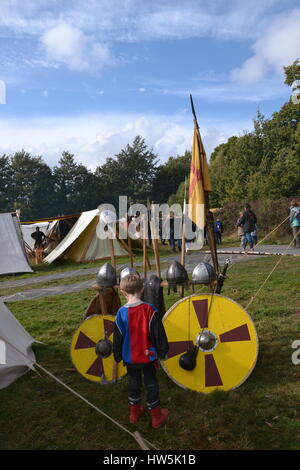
[109,238,116,269]
[180,179,188,297]
[127,236,134,268]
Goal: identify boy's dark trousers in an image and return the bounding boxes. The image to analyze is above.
[126,362,159,410]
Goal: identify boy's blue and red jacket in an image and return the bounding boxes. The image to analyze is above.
[113,300,169,366]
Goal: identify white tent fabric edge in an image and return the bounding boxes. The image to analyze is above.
[0,300,36,390]
[0,212,33,276]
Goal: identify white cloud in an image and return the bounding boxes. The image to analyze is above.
[0,112,250,169]
[0,80,6,104]
[40,22,114,71]
[232,9,300,84]
[155,78,289,103]
[0,1,294,42]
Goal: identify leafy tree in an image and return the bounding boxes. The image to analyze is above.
[10,150,54,220]
[53,151,98,214]
[152,151,191,203]
[95,136,158,206]
[284,59,300,86]
[209,86,300,206]
[0,155,13,212]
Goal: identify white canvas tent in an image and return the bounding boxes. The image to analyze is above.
[0,300,36,389]
[0,212,33,276]
[21,220,58,251]
[43,209,129,264]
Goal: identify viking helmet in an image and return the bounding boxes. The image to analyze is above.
[96,263,117,287]
[166,261,189,292]
[192,262,216,285]
[119,267,140,281]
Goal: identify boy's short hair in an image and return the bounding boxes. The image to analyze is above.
[120,274,144,295]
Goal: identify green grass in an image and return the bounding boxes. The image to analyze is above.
[0,257,300,450]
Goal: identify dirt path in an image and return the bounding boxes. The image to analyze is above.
[1,245,298,303]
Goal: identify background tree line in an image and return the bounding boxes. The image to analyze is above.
[1,62,299,224]
[209,61,300,207]
[0,136,190,220]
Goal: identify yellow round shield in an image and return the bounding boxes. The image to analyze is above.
[161,294,258,393]
[70,314,127,384]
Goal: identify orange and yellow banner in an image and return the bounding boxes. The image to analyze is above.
[188,125,212,229]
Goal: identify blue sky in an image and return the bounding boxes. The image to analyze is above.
[0,0,299,169]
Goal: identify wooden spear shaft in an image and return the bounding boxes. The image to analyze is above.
[150,204,161,278]
[142,215,148,278]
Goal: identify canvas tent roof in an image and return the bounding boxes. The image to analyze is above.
[0,212,33,276]
[43,209,128,264]
[0,300,36,389]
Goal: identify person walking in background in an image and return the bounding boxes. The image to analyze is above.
[214,218,223,244]
[289,200,300,248]
[31,226,46,249]
[236,211,245,247]
[236,204,257,250]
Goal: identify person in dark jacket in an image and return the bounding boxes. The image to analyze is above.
[113,274,169,429]
[214,218,223,244]
[236,204,257,249]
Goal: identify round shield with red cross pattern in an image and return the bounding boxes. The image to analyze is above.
[161,294,258,393]
[70,314,127,384]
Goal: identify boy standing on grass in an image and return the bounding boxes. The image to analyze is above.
[113,274,170,429]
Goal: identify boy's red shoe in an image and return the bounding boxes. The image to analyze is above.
[150,406,170,429]
[129,404,144,423]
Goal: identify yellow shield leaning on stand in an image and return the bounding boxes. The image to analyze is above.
[71,314,127,384]
[161,294,258,394]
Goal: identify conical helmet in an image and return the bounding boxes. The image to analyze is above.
[119,267,140,281]
[192,262,216,285]
[95,338,113,358]
[166,261,189,286]
[96,263,117,287]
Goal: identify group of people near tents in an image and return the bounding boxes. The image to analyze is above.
[235,200,300,249]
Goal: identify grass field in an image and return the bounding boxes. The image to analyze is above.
[0,254,300,450]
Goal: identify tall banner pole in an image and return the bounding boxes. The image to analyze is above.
[189,94,219,275]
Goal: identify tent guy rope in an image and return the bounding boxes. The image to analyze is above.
[1,333,159,451]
